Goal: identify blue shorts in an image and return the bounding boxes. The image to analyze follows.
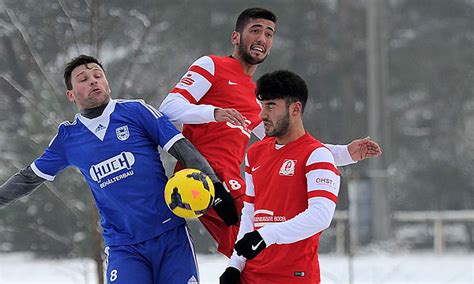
[105,224,199,284]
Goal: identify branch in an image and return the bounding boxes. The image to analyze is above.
[57,0,81,55]
[4,6,64,102]
[0,74,61,128]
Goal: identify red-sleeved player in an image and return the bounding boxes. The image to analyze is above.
[221,70,342,283]
[159,8,382,258]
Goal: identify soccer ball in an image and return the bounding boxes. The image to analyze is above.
[164,169,215,219]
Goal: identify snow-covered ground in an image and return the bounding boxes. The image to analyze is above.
[0,252,472,283]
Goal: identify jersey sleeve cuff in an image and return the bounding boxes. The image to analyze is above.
[30,162,55,181]
[162,133,185,152]
[326,144,357,166]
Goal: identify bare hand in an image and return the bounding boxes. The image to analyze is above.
[214,108,247,129]
[348,137,382,161]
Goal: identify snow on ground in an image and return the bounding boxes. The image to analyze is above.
[0,252,472,283]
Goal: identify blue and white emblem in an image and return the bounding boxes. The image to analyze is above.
[116,125,129,141]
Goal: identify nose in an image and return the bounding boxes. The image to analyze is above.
[90,79,98,85]
[259,109,267,119]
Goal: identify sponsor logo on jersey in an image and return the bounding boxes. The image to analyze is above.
[116,125,129,141]
[315,177,337,190]
[180,74,195,86]
[95,124,106,132]
[253,209,287,228]
[279,159,296,176]
[90,152,135,183]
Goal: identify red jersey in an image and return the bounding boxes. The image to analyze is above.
[235,133,340,283]
[168,55,262,197]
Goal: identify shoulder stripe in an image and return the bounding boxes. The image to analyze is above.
[189,65,214,83]
[116,99,163,118]
[192,56,215,75]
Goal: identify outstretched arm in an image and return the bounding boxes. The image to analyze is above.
[324,137,382,166]
[0,166,46,208]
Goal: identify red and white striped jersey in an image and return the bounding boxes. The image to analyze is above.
[230,132,341,283]
[160,55,263,197]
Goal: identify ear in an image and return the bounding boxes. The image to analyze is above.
[66,90,75,102]
[291,101,303,116]
[231,31,240,45]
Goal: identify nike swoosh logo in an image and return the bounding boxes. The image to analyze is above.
[228,80,238,85]
[251,166,261,172]
[252,240,263,251]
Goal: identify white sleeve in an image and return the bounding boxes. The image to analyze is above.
[158,56,217,124]
[323,143,356,166]
[258,147,340,246]
[159,94,216,124]
[227,155,255,271]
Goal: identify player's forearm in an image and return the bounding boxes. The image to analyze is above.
[258,198,336,246]
[168,138,219,183]
[323,144,356,166]
[227,201,254,271]
[159,94,216,124]
[0,166,45,207]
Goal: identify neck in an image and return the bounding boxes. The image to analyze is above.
[81,101,109,119]
[231,52,258,76]
[276,121,306,145]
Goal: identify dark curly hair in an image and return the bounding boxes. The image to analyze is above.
[255,70,308,112]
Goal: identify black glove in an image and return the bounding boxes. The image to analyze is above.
[234,230,266,260]
[219,267,240,284]
[213,182,239,226]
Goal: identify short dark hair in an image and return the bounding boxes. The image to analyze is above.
[235,7,277,33]
[256,70,308,112]
[64,54,104,90]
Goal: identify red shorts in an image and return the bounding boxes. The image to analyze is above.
[199,194,244,257]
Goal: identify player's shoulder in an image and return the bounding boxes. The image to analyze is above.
[307,143,336,165]
[57,114,79,131]
[247,137,275,154]
[190,55,218,75]
[115,99,163,118]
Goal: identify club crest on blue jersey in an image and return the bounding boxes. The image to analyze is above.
[116,125,129,141]
[89,152,135,183]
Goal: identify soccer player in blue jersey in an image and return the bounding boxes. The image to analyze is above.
[0,54,238,284]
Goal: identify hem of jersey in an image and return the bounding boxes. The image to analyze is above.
[162,133,184,152]
[103,219,185,247]
[30,162,55,181]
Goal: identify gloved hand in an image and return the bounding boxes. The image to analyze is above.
[234,230,266,260]
[213,182,239,226]
[219,267,240,284]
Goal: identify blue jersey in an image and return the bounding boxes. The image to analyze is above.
[31,99,186,246]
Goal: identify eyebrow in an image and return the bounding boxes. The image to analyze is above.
[75,67,102,78]
[249,23,275,33]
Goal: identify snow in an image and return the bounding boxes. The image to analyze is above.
[0,252,472,283]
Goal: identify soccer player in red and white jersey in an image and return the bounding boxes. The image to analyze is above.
[220,70,342,284]
[159,8,381,258]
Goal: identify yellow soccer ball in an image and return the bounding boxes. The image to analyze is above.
[164,169,215,219]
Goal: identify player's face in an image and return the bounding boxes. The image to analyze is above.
[234,18,275,65]
[259,99,290,137]
[66,63,111,110]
